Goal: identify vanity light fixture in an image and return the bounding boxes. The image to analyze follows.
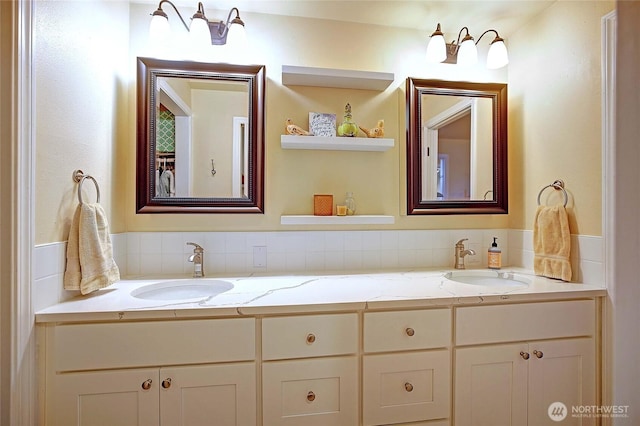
[149,0,246,48]
[426,23,509,69]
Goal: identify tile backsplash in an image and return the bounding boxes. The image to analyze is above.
[33,229,604,311]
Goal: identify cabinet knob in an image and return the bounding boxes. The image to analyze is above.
[141,379,152,390]
[404,382,414,392]
[162,378,172,389]
[405,327,415,337]
[306,333,316,344]
[533,350,544,359]
[520,351,530,360]
[307,391,316,402]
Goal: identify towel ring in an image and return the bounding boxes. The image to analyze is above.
[537,179,568,207]
[73,169,101,204]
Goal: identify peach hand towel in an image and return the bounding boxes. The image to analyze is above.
[64,203,120,295]
[533,205,572,282]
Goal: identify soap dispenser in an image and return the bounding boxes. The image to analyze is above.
[488,237,502,270]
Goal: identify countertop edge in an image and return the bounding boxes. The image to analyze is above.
[35,289,607,324]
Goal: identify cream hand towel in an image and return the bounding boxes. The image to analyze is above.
[64,203,120,295]
[533,205,572,282]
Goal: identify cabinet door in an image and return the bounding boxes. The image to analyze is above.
[363,350,450,425]
[262,356,358,426]
[160,363,256,426]
[528,338,596,426]
[51,368,159,426]
[455,343,528,426]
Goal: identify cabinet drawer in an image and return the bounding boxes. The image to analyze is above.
[262,313,357,360]
[456,299,596,345]
[262,356,358,426]
[51,318,255,371]
[363,350,450,426]
[364,309,451,353]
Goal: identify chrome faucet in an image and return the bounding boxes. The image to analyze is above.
[454,238,476,269]
[186,242,205,278]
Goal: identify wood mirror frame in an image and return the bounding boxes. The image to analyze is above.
[406,78,507,215]
[136,57,265,213]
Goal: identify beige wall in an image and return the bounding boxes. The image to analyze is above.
[33,1,612,244]
[125,3,510,233]
[507,0,613,236]
[34,0,129,244]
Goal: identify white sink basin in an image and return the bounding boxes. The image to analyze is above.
[131,279,234,300]
[444,270,530,288]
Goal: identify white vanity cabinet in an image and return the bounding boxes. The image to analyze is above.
[454,300,597,426]
[39,282,603,426]
[44,318,257,426]
[261,313,359,425]
[362,309,452,426]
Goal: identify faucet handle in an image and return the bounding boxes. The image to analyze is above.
[186,242,204,252]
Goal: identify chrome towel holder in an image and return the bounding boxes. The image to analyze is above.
[73,169,101,204]
[537,179,568,207]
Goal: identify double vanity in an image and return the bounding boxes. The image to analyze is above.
[36,269,605,426]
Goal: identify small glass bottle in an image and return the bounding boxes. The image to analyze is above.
[337,103,358,137]
[345,192,356,216]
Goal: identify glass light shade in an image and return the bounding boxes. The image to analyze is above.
[149,14,170,42]
[226,23,247,51]
[487,40,509,69]
[457,38,478,66]
[426,34,447,63]
[189,16,211,47]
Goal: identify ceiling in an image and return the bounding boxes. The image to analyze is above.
[138,0,558,39]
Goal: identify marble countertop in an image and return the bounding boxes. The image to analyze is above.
[35,268,607,323]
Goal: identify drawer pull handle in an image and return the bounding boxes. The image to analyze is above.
[404,382,414,392]
[162,378,172,389]
[533,350,544,359]
[307,391,316,402]
[520,351,530,360]
[405,327,415,337]
[141,379,152,390]
[306,333,316,344]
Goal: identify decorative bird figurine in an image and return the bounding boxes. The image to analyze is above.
[285,118,310,136]
[359,119,385,138]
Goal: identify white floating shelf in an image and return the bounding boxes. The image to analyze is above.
[282,65,394,91]
[281,135,394,152]
[281,215,395,225]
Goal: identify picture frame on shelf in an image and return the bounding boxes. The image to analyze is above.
[309,112,336,137]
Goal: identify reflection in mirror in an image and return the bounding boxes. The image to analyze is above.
[422,95,493,201]
[156,77,249,199]
[407,78,507,214]
[137,57,265,213]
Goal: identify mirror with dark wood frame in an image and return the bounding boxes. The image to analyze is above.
[137,57,265,213]
[406,78,507,215]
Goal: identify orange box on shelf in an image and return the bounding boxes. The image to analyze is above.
[313,194,333,216]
